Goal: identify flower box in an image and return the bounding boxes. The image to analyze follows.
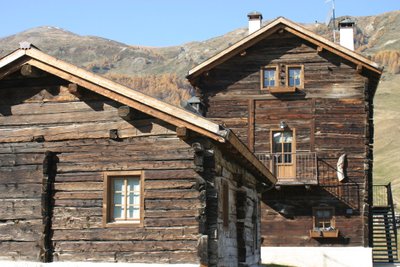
[309,229,339,238]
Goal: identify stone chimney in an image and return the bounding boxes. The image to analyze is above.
[247,11,263,34]
[339,19,355,51]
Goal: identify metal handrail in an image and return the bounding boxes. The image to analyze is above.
[387,183,398,253]
[373,183,398,261]
[256,151,317,181]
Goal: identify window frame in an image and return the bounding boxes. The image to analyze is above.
[286,65,304,89]
[270,128,296,165]
[103,171,144,228]
[312,206,336,230]
[260,65,279,90]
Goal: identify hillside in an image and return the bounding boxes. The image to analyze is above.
[0,11,399,209]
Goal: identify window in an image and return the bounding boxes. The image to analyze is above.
[286,65,304,88]
[310,206,338,238]
[272,130,294,164]
[260,64,304,92]
[270,129,296,179]
[261,67,278,88]
[103,171,143,226]
[313,207,335,231]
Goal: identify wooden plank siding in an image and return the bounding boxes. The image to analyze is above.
[195,30,375,247]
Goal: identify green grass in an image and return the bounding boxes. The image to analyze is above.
[374,74,400,212]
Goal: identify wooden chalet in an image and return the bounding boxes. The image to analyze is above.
[187,16,383,267]
[0,43,276,267]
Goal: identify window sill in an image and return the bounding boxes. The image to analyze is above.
[267,86,297,93]
[309,229,339,238]
[103,221,143,228]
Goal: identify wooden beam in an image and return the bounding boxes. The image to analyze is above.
[225,129,277,185]
[24,49,222,137]
[283,26,381,74]
[0,57,31,80]
[176,126,188,138]
[317,46,323,53]
[118,105,133,120]
[187,17,382,80]
[25,58,225,143]
[20,64,41,77]
[67,83,80,96]
[356,64,363,74]
[109,129,119,140]
[187,24,283,79]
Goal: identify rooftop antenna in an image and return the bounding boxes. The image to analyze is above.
[325,0,337,42]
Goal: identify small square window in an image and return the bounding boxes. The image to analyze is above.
[103,171,143,227]
[313,207,335,231]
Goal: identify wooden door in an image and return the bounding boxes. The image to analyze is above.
[271,129,296,179]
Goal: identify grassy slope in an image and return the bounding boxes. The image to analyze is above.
[374,74,400,211]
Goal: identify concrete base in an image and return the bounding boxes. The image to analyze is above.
[261,246,373,267]
[0,262,198,267]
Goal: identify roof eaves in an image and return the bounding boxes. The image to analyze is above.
[22,47,225,138]
[187,16,382,80]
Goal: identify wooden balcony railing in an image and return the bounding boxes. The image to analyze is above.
[256,151,318,185]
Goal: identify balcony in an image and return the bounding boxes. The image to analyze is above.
[256,151,318,185]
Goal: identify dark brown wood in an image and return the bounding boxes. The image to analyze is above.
[356,64,363,74]
[192,28,378,249]
[248,99,255,152]
[222,180,229,228]
[310,98,316,152]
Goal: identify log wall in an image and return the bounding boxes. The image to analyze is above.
[0,77,202,263]
[212,148,261,267]
[195,31,377,247]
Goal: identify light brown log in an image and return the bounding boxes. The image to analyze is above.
[118,105,133,120]
[20,64,41,77]
[68,83,80,96]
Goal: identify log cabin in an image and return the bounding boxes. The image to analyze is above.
[0,43,276,267]
[187,14,383,267]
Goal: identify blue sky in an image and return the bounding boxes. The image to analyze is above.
[0,0,398,46]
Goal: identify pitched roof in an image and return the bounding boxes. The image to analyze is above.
[0,44,276,185]
[187,17,382,80]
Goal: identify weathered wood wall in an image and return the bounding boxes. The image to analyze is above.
[0,75,203,263]
[195,31,377,247]
[212,148,261,267]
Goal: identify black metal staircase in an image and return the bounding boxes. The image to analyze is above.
[372,183,398,263]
